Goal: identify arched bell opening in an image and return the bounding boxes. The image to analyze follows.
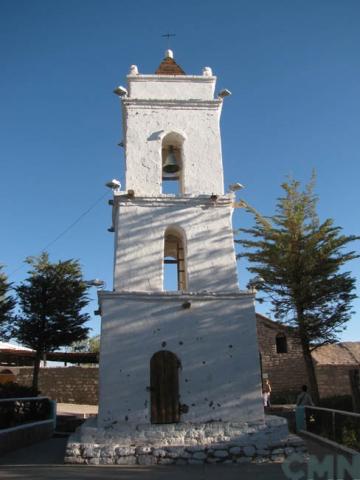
[163,226,187,291]
[161,132,184,194]
[150,350,181,424]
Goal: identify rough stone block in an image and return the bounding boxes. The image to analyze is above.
[256,449,270,455]
[138,454,157,465]
[99,457,115,465]
[166,447,186,458]
[236,457,251,464]
[116,456,137,465]
[229,446,241,455]
[159,458,174,464]
[153,448,166,457]
[243,446,256,457]
[64,456,85,464]
[214,450,229,458]
[136,446,152,454]
[115,446,136,456]
[207,457,221,463]
[193,451,207,460]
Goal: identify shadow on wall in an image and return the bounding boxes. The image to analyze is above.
[99,295,263,423]
[115,202,239,292]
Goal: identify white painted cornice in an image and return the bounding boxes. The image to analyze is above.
[123,99,222,110]
[127,75,216,83]
[98,290,254,302]
[112,194,234,208]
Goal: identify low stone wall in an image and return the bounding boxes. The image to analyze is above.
[0,419,54,455]
[17,367,98,405]
[65,417,307,465]
[14,364,352,405]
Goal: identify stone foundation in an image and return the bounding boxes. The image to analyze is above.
[65,416,306,465]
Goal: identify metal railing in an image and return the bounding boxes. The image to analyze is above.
[296,405,360,452]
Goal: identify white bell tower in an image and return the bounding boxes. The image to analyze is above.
[98,51,264,427]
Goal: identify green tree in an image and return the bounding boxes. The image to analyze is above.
[237,177,359,403]
[13,253,90,390]
[88,335,100,353]
[0,265,15,340]
[70,335,100,353]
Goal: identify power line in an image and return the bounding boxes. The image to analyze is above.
[8,191,109,278]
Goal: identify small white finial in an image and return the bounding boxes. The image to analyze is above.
[129,65,138,75]
[202,66,213,76]
[165,49,174,59]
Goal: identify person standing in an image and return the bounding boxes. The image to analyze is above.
[296,385,314,406]
[263,379,272,407]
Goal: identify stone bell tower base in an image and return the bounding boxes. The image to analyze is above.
[97,291,264,427]
[65,291,306,465]
[64,416,306,464]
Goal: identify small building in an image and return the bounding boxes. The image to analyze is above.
[256,314,308,396]
[312,342,360,398]
[256,314,360,400]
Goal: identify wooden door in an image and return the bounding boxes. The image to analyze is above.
[150,351,180,424]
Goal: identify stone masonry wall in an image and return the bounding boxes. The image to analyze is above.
[65,417,307,465]
[17,367,98,405]
[256,316,308,395]
[257,316,356,399]
[315,365,353,398]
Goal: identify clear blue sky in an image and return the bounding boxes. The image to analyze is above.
[1,0,359,340]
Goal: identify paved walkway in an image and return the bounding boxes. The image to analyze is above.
[0,437,351,480]
[57,403,98,416]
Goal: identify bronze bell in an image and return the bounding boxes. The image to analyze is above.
[163,146,180,174]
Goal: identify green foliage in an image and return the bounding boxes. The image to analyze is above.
[11,252,90,389]
[0,265,15,340]
[341,425,360,451]
[238,176,359,345]
[13,253,90,352]
[237,175,359,401]
[0,396,51,429]
[70,335,100,353]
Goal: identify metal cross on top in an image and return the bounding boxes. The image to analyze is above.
[162,33,176,48]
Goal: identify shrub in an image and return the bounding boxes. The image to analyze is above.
[0,382,39,399]
[319,395,353,412]
[0,397,51,429]
[271,391,298,405]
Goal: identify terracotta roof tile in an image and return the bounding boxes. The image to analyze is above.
[155,56,185,75]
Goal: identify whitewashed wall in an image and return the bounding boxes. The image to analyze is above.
[98,292,264,427]
[121,74,224,195]
[113,195,239,292]
[127,75,216,100]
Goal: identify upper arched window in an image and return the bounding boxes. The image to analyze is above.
[276,333,288,354]
[161,133,184,194]
[163,226,187,291]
